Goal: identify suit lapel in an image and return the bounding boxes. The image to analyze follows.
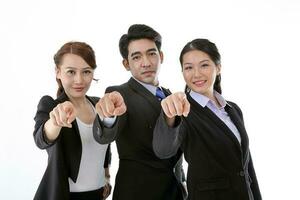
[55,91,84,181]
[162,87,171,97]
[225,104,249,163]
[128,78,161,114]
[187,94,243,156]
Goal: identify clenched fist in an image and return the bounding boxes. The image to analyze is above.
[161,92,190,118]
[96,91,127,118]
[49,101,77,128]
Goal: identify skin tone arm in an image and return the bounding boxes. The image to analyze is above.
[44,101,76,142]
[102,167,112,199]
[160,92,190,127]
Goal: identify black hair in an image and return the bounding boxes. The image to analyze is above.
[119,24,162,59]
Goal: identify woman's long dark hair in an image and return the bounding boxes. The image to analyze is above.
[53,41,97,97]
[179,38,222,94]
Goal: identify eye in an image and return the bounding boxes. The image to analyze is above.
[66,70,75,75]
[184,66,193,71]
[132,55,141,61]
[201,63,209,68]
[83,70,92,75]
[149,52,157,56]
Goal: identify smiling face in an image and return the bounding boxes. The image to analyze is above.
[123,38,163,86]
[182,50,221,98]
[56,53,94,99]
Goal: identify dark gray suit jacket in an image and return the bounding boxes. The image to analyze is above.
[33,92,111,200]
[93,78,186,200]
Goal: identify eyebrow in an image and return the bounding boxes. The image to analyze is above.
[130,48,157,57]
[183,59,210,65]
[65,66,92,70]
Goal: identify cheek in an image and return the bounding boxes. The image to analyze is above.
[151,57,159,64]
[183,72,191,84]
[59,76,72,86]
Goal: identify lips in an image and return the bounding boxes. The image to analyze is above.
[73,87,85,92]
[193,80,206,87]
[142,71,155,76]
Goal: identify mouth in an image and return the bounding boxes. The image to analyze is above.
[193,80,206,87]
[142,71,156,76]
[73,87,85,92]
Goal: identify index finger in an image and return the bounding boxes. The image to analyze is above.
[182,97,190,117]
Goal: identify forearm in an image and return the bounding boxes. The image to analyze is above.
[93,115,120,144]
[105,168,110,181]
[43,119,62,142]
[153,111,183,159]
[33,95,58,149]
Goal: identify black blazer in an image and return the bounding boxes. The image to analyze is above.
[153,93,262,200]
[33,92,111,200]
[93,78,186,200]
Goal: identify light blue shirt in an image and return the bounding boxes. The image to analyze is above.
[133,77,159,96]
[189,90,242,144]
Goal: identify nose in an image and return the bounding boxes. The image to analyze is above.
[74,73,83,83]
[194,67,202,78]
[141,56,151,68]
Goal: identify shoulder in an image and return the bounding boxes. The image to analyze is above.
[106,82,128,94]
[37,95,56,108]
[227,100,244,118]
[227,100,241,110]
[34,95,58,116]
[88,96,100,104]
[227,100,238,108]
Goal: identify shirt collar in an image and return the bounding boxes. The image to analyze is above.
[132,76,159,96]
[189,90,229,108]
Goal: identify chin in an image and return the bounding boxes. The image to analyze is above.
[140,77,156,85]
[70,91,86,98]
[191,87,206,94]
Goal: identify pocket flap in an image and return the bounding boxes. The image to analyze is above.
[196,178,230,191]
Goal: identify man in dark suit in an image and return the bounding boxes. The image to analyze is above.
[93,24,186,200]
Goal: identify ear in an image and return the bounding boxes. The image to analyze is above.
[55,67,61,79]
[159,51,164,64]
[122,59,130,71]
[216,64,221,75]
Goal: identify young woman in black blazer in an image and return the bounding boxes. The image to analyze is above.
[153,39,262,200]
[33,42,112,200]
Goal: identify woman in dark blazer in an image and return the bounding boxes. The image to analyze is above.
[153,39,262,200]
[33,42,111,200]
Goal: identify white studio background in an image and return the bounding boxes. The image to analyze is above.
[0,0,299,199]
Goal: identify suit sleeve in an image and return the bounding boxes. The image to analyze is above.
[248,152,262,200]
[152,111,185,159]
[93,86,127,144]
[33,95,57,149]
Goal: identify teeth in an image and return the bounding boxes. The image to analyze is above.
[194,80,205,84]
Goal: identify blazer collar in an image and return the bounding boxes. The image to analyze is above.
[187,94,247,160]
[56,90,97,106]
[128,78,166,114]
[225,103,249,163]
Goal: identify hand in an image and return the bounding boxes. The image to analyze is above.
[96,91,127,118]
[102,182,112,199]
[161,92,190,118]
[49,101,76,128]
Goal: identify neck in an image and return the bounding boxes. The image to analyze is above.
[205,90,221,108]
[68,95,88,108]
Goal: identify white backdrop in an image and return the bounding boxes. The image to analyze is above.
[1,0,300,199]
